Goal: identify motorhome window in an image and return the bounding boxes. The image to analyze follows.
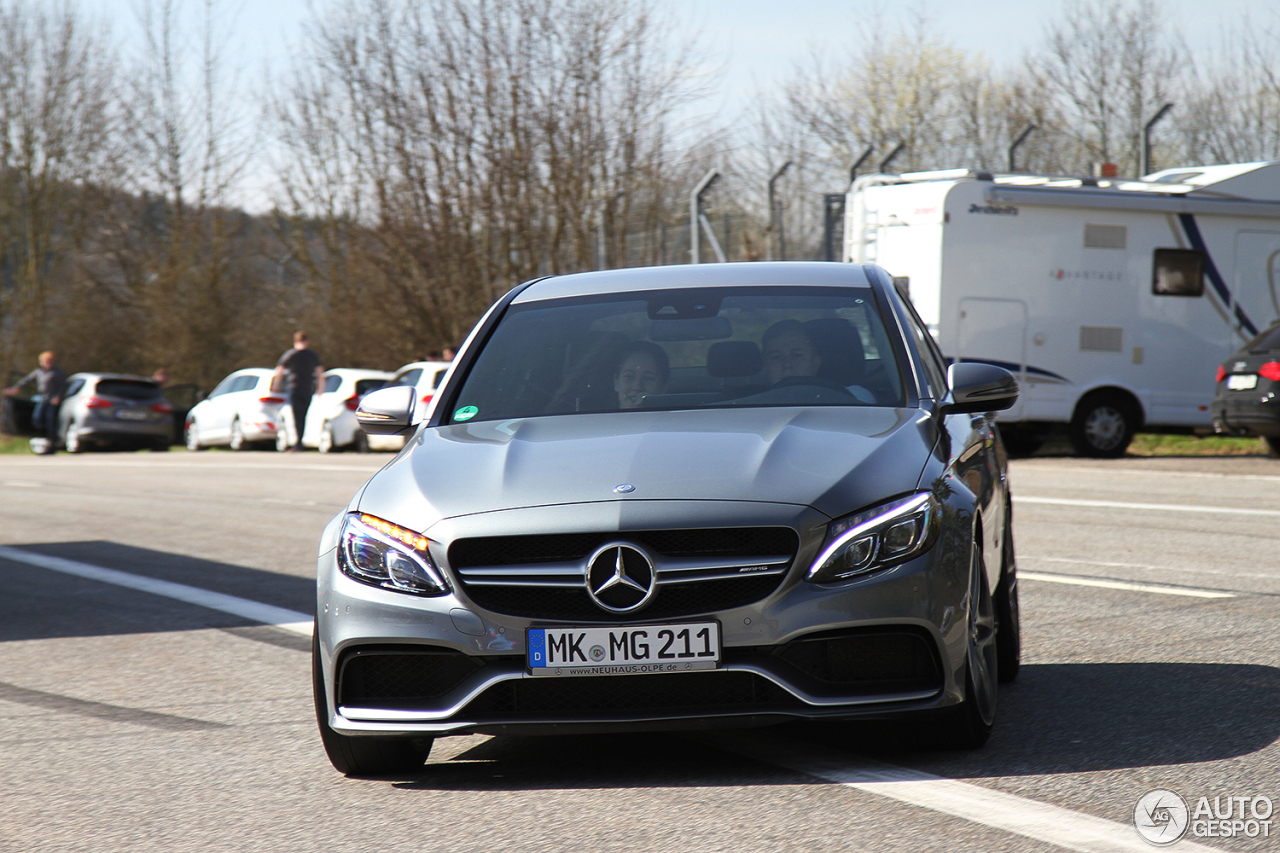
[1084,224,1127,250]
[1152,249,1205,297]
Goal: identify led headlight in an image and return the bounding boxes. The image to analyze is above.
[337,513,449,596]
[807,492,940,583]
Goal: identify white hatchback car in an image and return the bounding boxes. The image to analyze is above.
[364,360,451,451]
[275,368,393,452]
[185,368,285,451]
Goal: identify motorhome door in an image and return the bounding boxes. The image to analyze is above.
[958,298,1027,419]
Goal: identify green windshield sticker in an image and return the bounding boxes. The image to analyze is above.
[454,405,478,422]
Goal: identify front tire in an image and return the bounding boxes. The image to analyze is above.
[938,542,998,749]
[1068,392,1138,457]
[995,506,1020,683]
[312,629,433,776]
[229,418,246,451]
[64,422,83,454]
[1265,436,1280,458]
[317,422,336,453]
[353,430,370,453]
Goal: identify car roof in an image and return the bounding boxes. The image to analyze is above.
[512,262,879,304]
[69,373,159,384]
[392,360,452,374]
[324,368,394,379]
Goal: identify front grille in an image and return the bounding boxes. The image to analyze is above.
[773,629,941,693]
[463,575,783,621]
[338,647,485,706]
[462,670,803,717]
[449,527,798,621]
[451,527,796,566]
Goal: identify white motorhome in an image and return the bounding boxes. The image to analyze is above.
[844,161,1280,455]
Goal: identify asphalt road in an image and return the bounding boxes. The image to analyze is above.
[1,450,1277,852]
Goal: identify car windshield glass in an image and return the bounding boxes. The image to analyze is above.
[446,286,905,424]
[1249,324,1280,353]
[96,379,163,400]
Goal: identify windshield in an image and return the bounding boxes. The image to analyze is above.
[445,286,906,424]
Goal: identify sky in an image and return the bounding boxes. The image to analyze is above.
[82,0,1280,209]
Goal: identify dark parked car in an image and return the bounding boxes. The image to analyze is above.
[1212,321,1280,455]
[314,262,1021,776]
[58,374,173,453]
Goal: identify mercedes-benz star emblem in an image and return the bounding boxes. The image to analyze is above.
[586,543,656,613]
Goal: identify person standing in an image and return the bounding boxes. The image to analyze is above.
[3,351,68,454]
[273,331,324,452]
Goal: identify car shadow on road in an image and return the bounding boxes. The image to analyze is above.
[797,661,1280,778]
[0,540,314,645]
[391,661,1278,790]
[392,730,822,790]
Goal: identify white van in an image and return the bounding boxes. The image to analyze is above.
[844,161,1280,455]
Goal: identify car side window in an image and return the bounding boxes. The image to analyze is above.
[208,377,232,398]
[393,369,422,388]
[65,379,85,398]
[324,375,342,394]
[231,376,256,394]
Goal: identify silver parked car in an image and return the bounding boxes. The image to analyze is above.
[314,262,1020,776]
[58,373,174,453]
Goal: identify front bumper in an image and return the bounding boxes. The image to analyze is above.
[315,499,975,738]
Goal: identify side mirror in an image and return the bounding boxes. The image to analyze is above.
[356,385,417,435]
[941,362,1019,414]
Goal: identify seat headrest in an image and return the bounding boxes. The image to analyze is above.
[804,318,865,384]
[707,340,763,378]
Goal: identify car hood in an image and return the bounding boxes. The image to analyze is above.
[356,406,937,532]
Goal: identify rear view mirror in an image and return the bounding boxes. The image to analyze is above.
[356,385,417,435]
[650,315,733,342]
[941,362,1019,414]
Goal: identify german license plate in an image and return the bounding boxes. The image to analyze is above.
[115,410,149,420]
[527,621,720,676]
[1228,374,1258,390]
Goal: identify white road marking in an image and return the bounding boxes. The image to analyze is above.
[0,546,314,636]
[719,737,1219,853]
[1,481,42,487]
[1020,571,1235,599]
[1013,463,1280,483]
[0,458,382,473]
[1026,555,1278,582]
[1017,494,1280,518]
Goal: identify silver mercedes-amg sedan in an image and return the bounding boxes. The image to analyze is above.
[313,262,1021,776]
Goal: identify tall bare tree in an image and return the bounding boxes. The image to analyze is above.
[272,0,703,363]
[1028,0,1184,176]
[0,0,120,372]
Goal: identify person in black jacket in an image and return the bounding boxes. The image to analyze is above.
[273,331,324,452]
